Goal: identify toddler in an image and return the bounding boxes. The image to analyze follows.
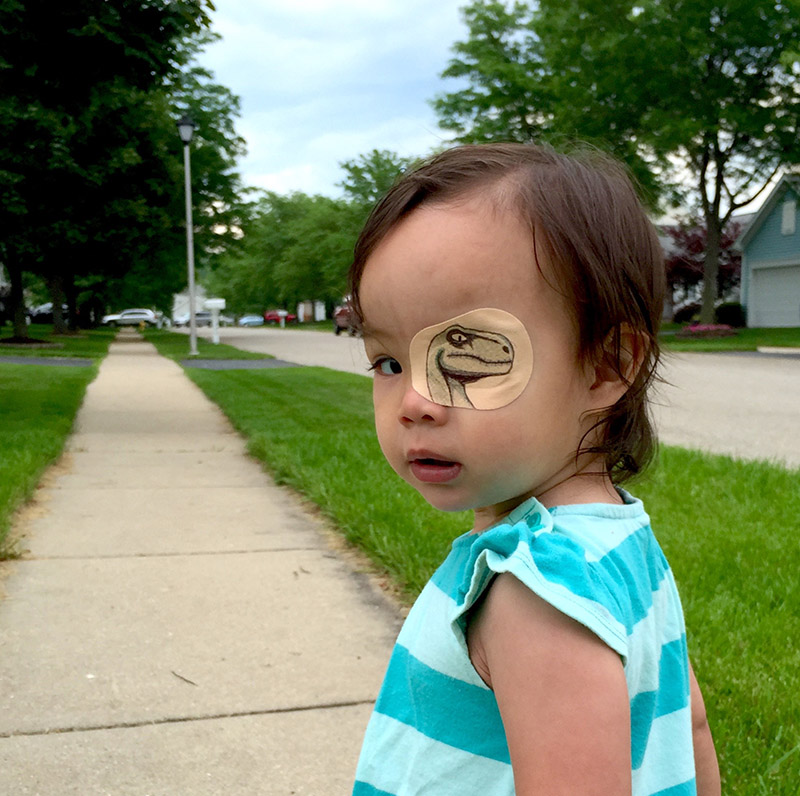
[349,144,719,795]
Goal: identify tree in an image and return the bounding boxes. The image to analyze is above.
[434,0,800,322]
[663,219,742,316]
[208,191,361,315]
[210,150,417,316]
[0,0,215,337]
[168,33,249,275]
[338,149,417,208]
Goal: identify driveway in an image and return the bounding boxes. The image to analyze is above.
[187,327,800,469]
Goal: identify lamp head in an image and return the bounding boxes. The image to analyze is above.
[176,115,196,144]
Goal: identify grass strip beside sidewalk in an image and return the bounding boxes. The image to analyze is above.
[0,324,115,358]
[177,362,798,794]
[0,362,98,557]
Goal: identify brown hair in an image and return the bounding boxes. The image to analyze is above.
[349,143,665,484]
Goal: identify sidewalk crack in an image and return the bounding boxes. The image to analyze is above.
[0,699,377,739]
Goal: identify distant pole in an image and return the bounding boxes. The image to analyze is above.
[177,115,198,357]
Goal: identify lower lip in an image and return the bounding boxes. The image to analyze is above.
[409,460,462,483]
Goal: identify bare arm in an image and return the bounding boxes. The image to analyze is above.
[468,573,631,795]
[690,664,721,796]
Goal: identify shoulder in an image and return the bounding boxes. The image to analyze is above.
[467,572,632,794]
[455,500,658,661]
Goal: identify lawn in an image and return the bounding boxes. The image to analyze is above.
[175,363,798,795]
[141,328,273,360]
[0,362,98,557]
[662,325,800,352]
[0,324,115,358]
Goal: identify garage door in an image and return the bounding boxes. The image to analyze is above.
[751,265,800,327]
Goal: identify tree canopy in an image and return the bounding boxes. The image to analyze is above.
[208,150,416,316]
[0,0,245,337]
[434,0,800,322]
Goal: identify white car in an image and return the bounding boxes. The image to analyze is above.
[102,308,159,328]
[174,311,234,327]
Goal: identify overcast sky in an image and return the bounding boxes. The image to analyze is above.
[199,0,468,198]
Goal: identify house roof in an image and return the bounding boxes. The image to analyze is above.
[736,173,800,250]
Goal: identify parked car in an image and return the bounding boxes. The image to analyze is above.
[238,314,265,327]
[333,299,356,336]
[101,308,158,328]
[28,302,68,323]
[174,311,233,327]
[263,309,297,324]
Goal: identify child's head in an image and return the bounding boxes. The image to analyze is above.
[350,143,664,519]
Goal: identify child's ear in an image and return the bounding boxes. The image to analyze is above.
[588,324,648,406]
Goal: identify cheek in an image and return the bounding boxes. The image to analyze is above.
[372,387,398,453]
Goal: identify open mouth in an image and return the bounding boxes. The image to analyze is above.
[409,457,462,484]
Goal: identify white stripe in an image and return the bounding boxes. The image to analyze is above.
[557,513,647,563]
[625,571,687,697]
[355,712,514,796]
[395,580,488,689]
[631,706,695,795]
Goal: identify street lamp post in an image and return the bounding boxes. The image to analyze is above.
[177,115,198,357]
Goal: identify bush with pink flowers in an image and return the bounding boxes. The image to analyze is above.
[675,323,738,339]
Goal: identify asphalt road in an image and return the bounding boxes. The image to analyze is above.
[188,326,800,470]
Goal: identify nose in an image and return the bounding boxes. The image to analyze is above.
[399,385,447,426]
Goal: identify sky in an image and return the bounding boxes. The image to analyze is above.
[199,0,469,198]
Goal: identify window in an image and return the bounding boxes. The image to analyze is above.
[781,199,796,235]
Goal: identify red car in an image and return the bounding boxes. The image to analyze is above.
[334,298,357,336]
[263,309,297,324]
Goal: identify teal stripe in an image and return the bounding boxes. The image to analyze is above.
[630,636,690,767]
[353,782,394,796]
[653,637,690,717]
[434,520,669,633]
[374,644,510,764]
[650,780,696,796]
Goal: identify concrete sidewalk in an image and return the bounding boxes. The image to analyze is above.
[0,331,400,795]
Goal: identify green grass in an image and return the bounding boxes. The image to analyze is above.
[0,324,115,358]
[178,363,798,794]
[662,326,800,352]
[142,328,272,361]
[0,362,98,557]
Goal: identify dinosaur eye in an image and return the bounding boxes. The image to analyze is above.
[370,357,402,376]
[446,329,470,346]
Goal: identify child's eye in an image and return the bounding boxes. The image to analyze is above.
[370,357,402,376]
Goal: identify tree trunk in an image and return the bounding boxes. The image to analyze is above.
[48,273,68,334]
[5,253,29,339]
[700,215,721,325]
[65,273,79,331]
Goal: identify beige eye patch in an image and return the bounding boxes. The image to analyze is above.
[409,308,533,410]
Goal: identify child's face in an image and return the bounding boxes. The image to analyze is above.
[359,197,614,528]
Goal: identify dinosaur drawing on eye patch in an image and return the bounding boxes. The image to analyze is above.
[426,325,514,408]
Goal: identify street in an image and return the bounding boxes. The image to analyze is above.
[188,326,800,469]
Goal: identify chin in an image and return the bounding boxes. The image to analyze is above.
[413,486,477,515]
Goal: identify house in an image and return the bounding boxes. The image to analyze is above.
[737,173,800,328]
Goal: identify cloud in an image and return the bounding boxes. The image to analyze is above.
[200,0,467,196]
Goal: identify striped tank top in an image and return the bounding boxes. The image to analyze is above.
[353,492,696,795]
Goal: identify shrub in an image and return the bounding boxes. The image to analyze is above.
[672,301,700,323]
[715,302,746,327]
[675,323,737,339]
